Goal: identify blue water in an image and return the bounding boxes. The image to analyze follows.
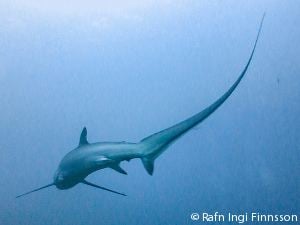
[0,1,299,225]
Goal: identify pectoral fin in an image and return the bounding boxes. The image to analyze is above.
[82,180,126,196]
[16,183,54,198]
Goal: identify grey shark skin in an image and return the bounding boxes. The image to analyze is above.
[16,15,265,198]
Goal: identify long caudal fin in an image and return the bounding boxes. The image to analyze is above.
[140,14,265,175]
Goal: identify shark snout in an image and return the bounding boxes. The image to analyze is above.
[53,169,83,189]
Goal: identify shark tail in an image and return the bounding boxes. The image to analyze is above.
[139,14,265,176]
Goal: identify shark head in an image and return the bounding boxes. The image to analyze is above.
[53,168,82,190]
[53,169,64,185]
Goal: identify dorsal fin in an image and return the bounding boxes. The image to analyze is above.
[79,127,89,146]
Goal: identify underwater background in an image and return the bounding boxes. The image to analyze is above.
[0,0,299,224]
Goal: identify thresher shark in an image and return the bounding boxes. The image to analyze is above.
[17,15,265,198]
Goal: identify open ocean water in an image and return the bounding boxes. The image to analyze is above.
[0,1,299,225]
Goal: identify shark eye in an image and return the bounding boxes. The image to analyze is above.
[58,174,64,181]
[53,170,65,182]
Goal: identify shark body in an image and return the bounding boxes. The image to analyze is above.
[17,15,265,198]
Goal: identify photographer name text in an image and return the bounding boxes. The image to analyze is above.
[190,212,298,223]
